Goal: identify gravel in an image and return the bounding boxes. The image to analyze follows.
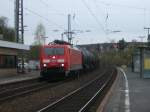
[0,68,104,112]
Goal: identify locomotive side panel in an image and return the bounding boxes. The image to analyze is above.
[69,48,82,71]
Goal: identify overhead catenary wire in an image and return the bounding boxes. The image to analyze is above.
[39,0,66,16]
[39,0,94,35]
[73,14,100,33]
[39,0,108,34]
[8,0,65,30]
[80,0,106,34]
[93,0,146,28]
[93,0,148,34]
[80,0,114,42]
[92,0,108,21]
[95,0,146,10]
[8,0,148,43]
[24,7,65,30]
[71,14,84,33]
[92,0,112,34]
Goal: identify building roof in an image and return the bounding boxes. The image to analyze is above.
[0,40,29,50]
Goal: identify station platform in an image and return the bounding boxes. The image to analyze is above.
[98,68,150,112]
[0,71,40,85]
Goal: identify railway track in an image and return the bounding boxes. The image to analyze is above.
[37,68,117,112]
[0,78,67,103]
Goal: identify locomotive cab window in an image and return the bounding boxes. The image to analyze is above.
[44,48,64,55]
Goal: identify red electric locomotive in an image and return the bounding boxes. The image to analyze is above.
[40,41,82,78]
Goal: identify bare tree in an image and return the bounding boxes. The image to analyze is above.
[34,22,46,45]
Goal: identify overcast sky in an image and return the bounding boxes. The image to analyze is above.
[0,0,150,45]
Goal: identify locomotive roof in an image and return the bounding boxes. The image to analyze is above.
[43,44,70,47]
[43,44,81,51]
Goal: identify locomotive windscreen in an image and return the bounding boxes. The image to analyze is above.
[44,48,64,55]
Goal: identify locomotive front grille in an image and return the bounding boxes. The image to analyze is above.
[42,67,65,73]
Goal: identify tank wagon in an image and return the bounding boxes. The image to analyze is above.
[40,40,99,78]
[79,48,99,70]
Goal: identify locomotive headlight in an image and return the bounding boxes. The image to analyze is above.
[57,59,64,63]
[43,64,47,67]
[61,64,64,67]
[43,59,50,63]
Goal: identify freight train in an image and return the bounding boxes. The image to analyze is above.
[40,40,99,78]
